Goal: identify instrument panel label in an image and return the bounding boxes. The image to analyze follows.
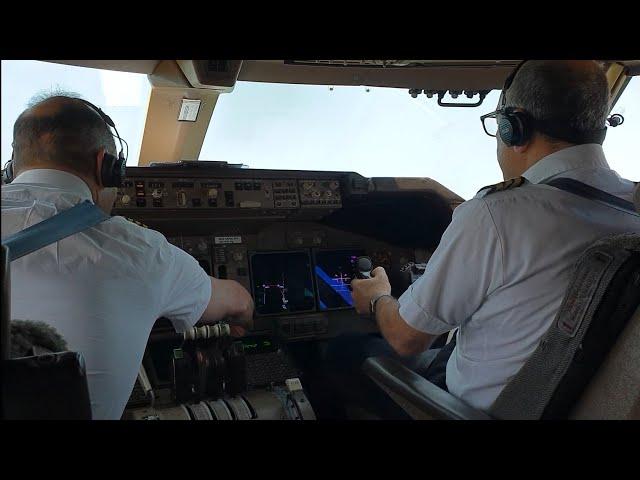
[214,236,242,245]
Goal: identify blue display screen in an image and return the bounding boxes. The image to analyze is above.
[314,249,365,310]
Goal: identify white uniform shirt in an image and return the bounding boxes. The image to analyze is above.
[1,169,211,420]
[398,144,639,411]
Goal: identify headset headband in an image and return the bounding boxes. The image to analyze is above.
[500,60,608,145]
[76,99,127,162]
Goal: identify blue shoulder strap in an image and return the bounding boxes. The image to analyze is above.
[545,178,639,217]
[1,201,110,262]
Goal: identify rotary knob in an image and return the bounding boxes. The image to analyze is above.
[232,251,244,262]
[177,191,187,207]
[121,194,131,205]
[208,188,218,199]
[198,241,208,252]
[151,189,162,199]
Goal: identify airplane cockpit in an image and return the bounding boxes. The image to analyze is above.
[2,60,639,421]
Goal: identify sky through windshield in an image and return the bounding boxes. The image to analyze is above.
[2,60,637,200]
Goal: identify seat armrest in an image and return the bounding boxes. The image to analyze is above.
[363,356,492,420]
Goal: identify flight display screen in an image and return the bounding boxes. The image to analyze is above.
[250,251,316,315]
[313,249,365,310]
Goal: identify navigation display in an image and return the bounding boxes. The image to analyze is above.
[313,249,365,310]
[250,251,316,315]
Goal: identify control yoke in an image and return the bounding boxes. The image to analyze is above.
[355,256,373,279]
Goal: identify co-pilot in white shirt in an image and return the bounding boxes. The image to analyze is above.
[1,169,211,420]
[398,144,639,412]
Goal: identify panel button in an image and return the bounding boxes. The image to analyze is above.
[136,198,147,207]
[192,198,201,207]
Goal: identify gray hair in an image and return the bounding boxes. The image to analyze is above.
[506,60,610,139]
[13,90,117,176]
[26,87,83,108]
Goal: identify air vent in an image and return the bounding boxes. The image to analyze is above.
[176,60,243,92]
[207,60,229,72]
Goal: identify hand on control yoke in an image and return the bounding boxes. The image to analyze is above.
[351,257,392,316]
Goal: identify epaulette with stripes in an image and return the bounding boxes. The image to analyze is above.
[124,217,149,229]
[476,176,526,197]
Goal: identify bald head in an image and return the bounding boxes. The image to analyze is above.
[505,60,610,139]
[12,93,117,178]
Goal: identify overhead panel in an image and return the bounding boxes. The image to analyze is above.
[238,60,522,90]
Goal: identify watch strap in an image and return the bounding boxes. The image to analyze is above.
[370,293,395,318]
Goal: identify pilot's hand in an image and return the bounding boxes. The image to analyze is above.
[229,325,247,338]
[227,296,255,335]
[351,266,392,315]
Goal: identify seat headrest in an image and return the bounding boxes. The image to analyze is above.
[634,183,640,212]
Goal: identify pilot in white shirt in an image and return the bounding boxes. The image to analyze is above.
[2,94,254,420]
[348,60,640,413]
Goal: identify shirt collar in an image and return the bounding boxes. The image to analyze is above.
[11,169,94,201]
[522,144,610,184]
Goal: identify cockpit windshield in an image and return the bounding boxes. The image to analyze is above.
[200,79,638,199]
[2,61,637,200]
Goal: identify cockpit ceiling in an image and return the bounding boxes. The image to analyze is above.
[237,60,521,90]
[45,59,639,90]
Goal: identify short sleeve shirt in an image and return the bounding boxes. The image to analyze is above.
[397,145,639,411]
[2,169,212,419]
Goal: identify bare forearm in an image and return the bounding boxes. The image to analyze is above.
[351,266,435,357]
[200,277,254,328]
[375,296,434,357]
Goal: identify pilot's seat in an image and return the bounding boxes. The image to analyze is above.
[1,244,93,420]
[364,226,640,420]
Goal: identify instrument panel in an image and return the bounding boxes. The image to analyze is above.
[117,164,453,418]
[116,177,342,210]
[113,164,445,340]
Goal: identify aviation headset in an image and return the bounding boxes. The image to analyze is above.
[2,98,127,187]
[495,60,611,147]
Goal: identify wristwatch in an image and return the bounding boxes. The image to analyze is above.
[370,293,395,319]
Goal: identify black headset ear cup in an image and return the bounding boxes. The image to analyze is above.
[100,152,125,188]
[498,115,517,146]
[3,158,15,184]
[498,110,531,147]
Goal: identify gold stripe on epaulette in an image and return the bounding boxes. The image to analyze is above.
[124,217,149,229]
[477,176,526,196]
